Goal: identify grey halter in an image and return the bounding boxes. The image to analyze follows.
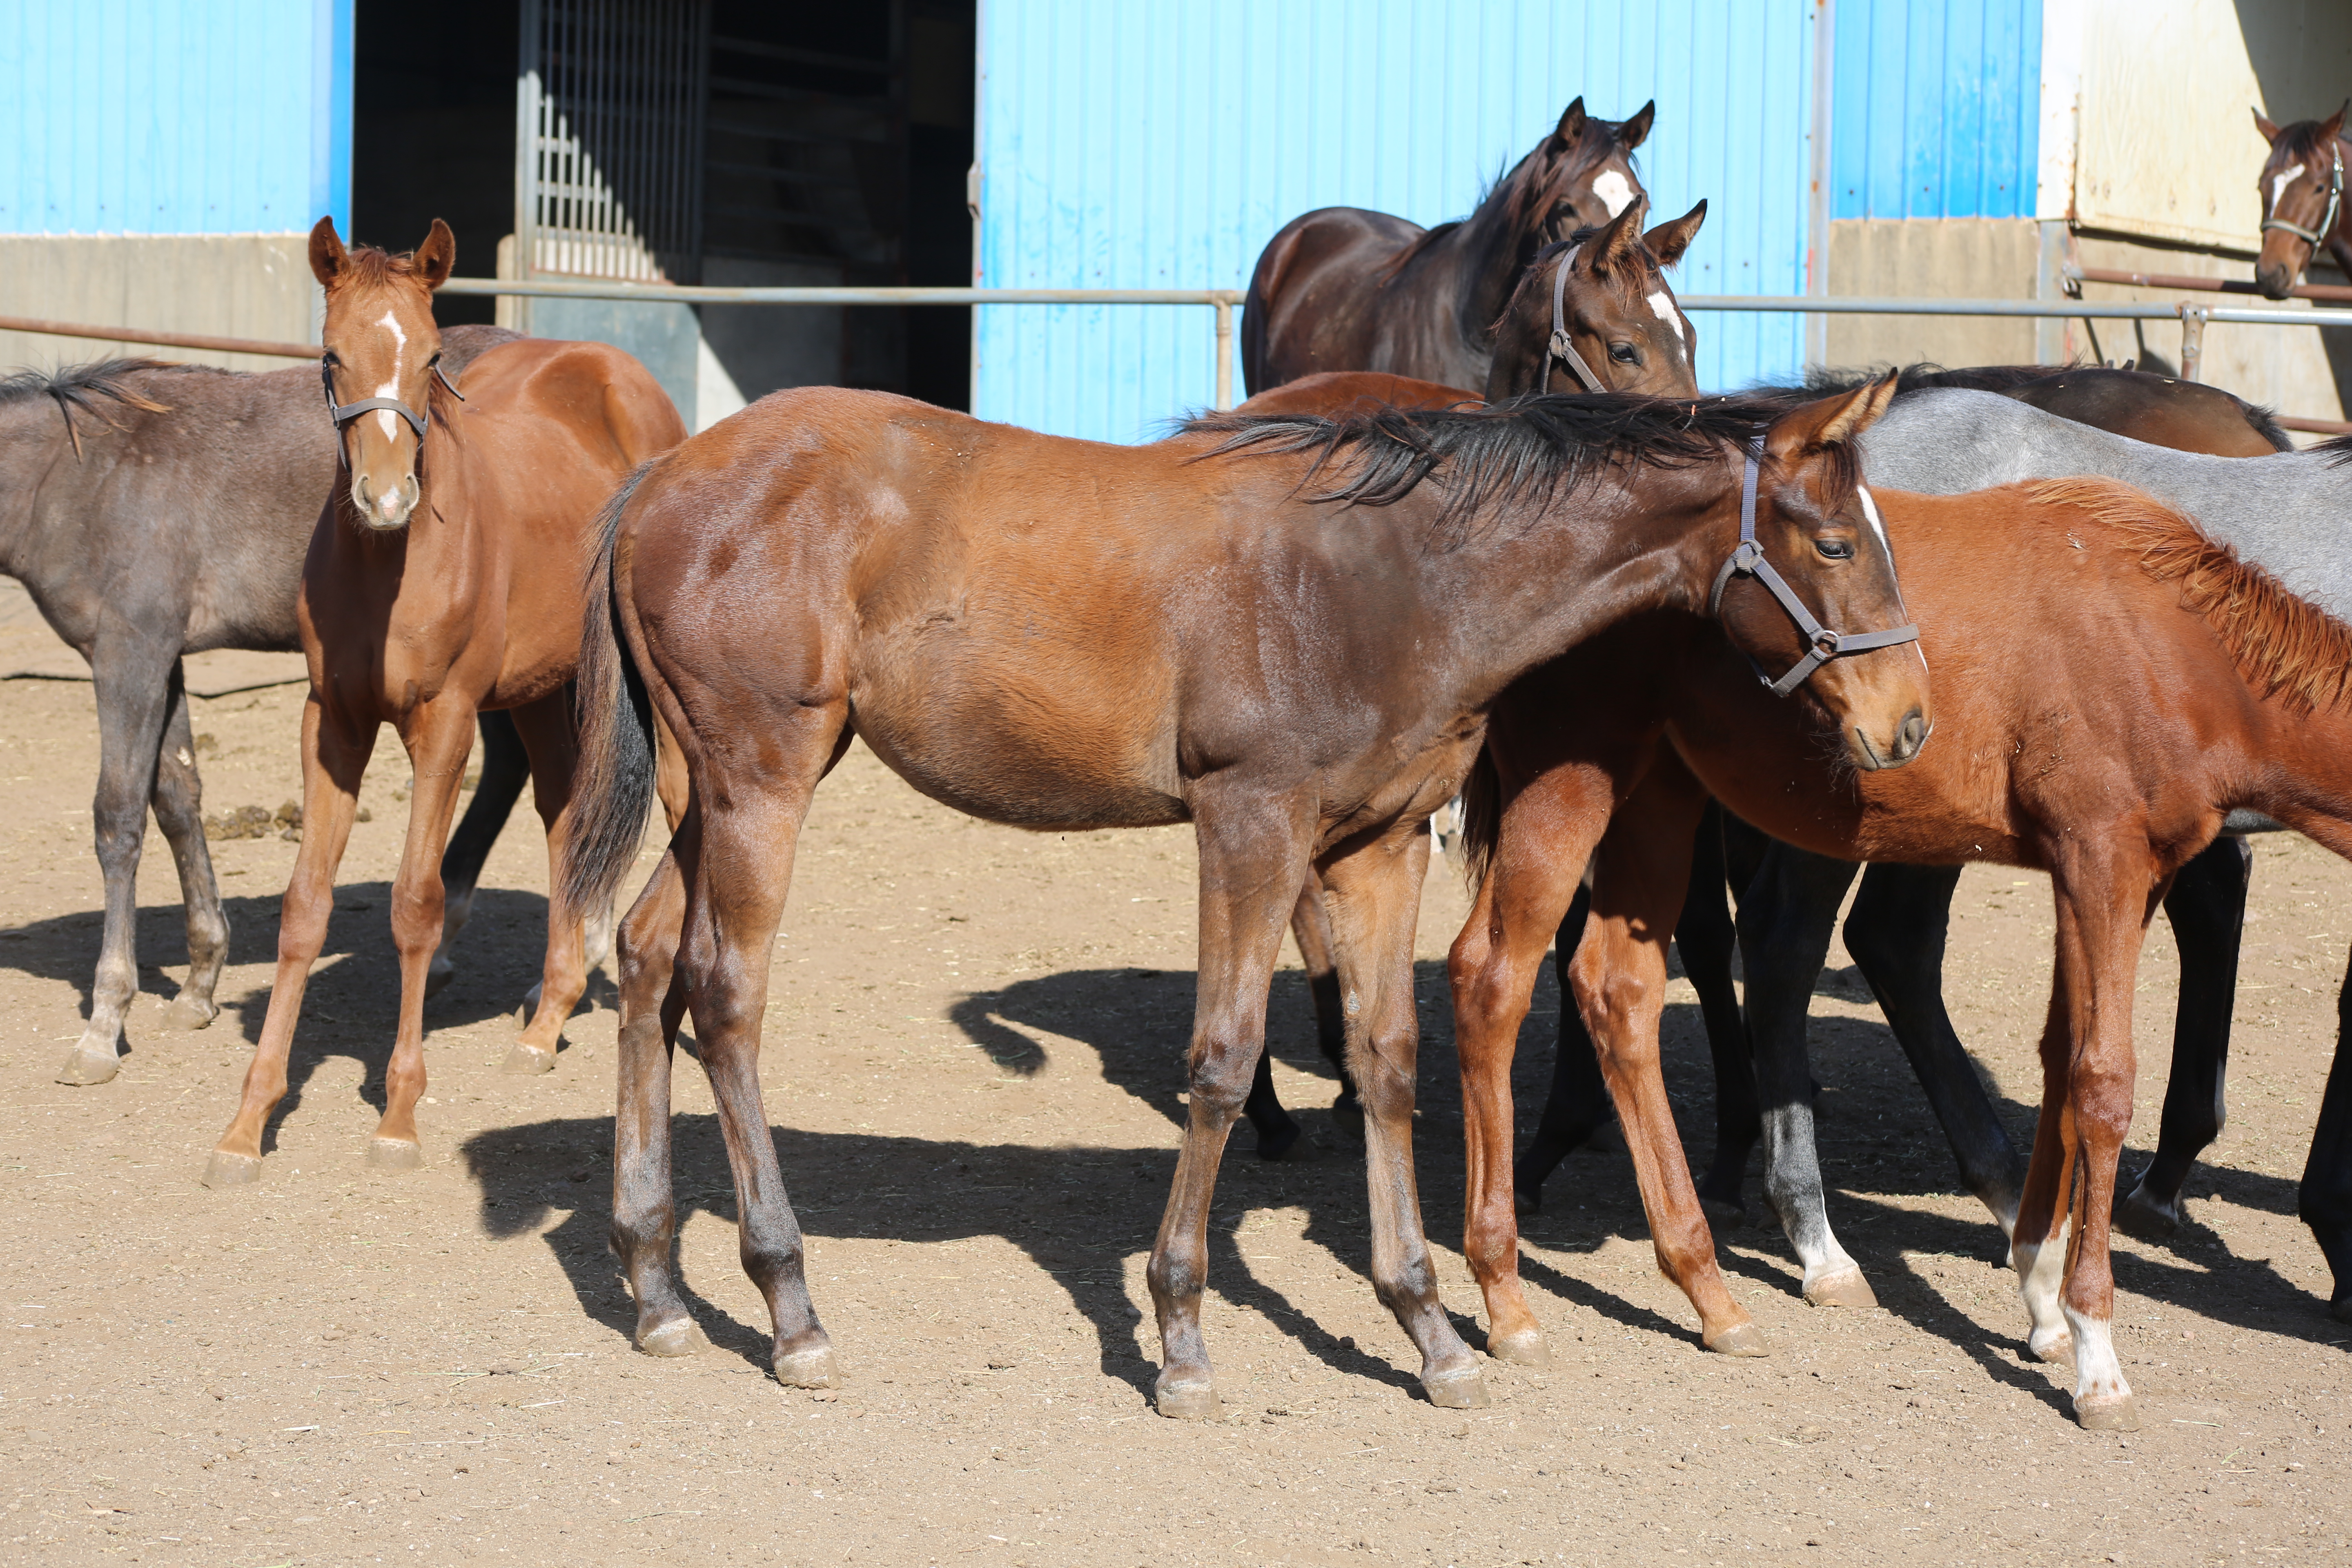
[321,356,465,455]
[1708,430,1920,698]
[1542,245,1609,394]
[2263,138,2345,250]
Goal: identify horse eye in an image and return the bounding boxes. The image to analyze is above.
[1814,537,1855,560]
[1610,343,1640,363]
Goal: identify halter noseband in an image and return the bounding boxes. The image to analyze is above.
[1707,430,1920,698]
[2262,139,2345,250]
[1543,245,1609,394]
[320,356,466,458]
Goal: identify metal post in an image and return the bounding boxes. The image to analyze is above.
[2178,303,2209,382]
[1214,295,1234,411]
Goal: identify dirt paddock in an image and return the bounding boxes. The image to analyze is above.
[2,647,2348,1567]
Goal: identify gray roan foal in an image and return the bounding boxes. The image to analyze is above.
[0,331,533,1086]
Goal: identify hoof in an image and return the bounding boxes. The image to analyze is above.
[1513,1183,1543,1218]
[2333,1293,2352,1326]
[201,1149,262,1188]
[2074,1391,2140,1432]
[163,996,218,1032]
[366,1137,423,1172]
[54,1047,121,1087]
[423,958,456,1000]
[2113,1182,2182,1244]
[1703,1320,1771,1358]
[502,1041,557,1075]
[1153,1372,1219,1421]
[1486,1326,1552,1368]
[2029,1328,2075,1365]
[773,1342,841,1389]
[1803,1267,1879,1309]
[1422,1367,1491,1409]
[1254,1119,1309,1163]
[1699,1197,1746,1230]
[636,1316,709,1358]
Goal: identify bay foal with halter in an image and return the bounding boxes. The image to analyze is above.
[201,220,686,1187]
[2254,103,2350,298]
[1243,98,1654,392]
[561,381,1925,1413]
[1453,473,2352,1427]
[1235,196,1710,1157]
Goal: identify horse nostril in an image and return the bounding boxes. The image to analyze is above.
[1898,709,1928,757]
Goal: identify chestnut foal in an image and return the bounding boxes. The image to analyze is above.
[559,378,1927,1414]
[202,220,686,1187]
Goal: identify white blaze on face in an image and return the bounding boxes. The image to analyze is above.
[1590,169,1635,218]
[370,308,408,444]
[1855,484,1891,555]
[1645,289,1686,345]
[2271,161,2307,217]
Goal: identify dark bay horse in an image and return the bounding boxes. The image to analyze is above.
[201,220,686,1187]
[1451,474,2352,1429]
[2254,103,2350,298]
[1243,98,1654,393]
[560,381,1925,1414]
[0,342,532,1088]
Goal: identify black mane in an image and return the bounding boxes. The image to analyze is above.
[1186,392,1796,531]
[1744,361,2060,405]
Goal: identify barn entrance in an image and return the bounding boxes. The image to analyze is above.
[350,0,975,424]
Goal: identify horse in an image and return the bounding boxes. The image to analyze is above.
[1242,97,1655,394]
[1520,385,2352,1321]
[0,342,542,1089]
[200,220,688,1188]
[2253,103,2350,298]
[1451,468,2352,1429]
[1230,197,1710,1161]
[557,380,1926,1414]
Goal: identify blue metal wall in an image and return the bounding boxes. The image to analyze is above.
[1831,0,2041,219]
[974,0,1817,442]
[0,0,354,235]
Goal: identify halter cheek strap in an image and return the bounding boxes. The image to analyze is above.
[1707,430,1921,699]
[1544,246,1609,394]
[2263,140,2345,249]
[321,358,466,459]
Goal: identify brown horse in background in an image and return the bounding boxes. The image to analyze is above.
[1451,475,2352,1429]
[1243,97,1654,393]
[2254,102,2350,298]
[202,219,687,1188]
[559,380,1925,1415]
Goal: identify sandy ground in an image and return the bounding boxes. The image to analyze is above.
[1,634,2348,1568]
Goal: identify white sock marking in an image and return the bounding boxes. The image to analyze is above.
[2064,1305,2130,1409]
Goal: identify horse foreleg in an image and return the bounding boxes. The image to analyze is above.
[1513,885,1604,1213]
[2118,834,2250,1238]
[1679,804,1759,1222]
[2298,942,2352,1323]
[1572,762,1764,1356]
[149,659,229,1033]
[1147,789,1311,1419]
[1735,844,1869,1305]
[504,694,588,1073]
[610,839,704,1355]
[1450,777,1596,1368]
[428,709,530,999]
[203,697,375,1185]
[57,637,180,1086]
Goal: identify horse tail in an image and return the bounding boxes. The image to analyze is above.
[1457,744,1504,895]
[564,462,662,920]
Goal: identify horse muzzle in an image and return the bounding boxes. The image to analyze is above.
[351,469,420,531]
[1852,706,1930,772]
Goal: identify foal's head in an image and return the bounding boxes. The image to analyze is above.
[308,216,457,530]
[1732,378,1932,771]
[2252,104,2347,299]
[1504,97,1656,245]
[1483,196,1707,401]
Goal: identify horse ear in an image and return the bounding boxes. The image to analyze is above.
[1765,374,1899,461]
[415,220,457,291]
[1550,97,1587,151]
[2254,109,2283,145]
[2325,100,2350,142]
[309,216,348,288]
[1616,101,1655,151]
[1644,199,1707,267]
[1591,193,1649,274]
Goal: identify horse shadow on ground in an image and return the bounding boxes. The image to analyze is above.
[455,953,2341,1410]
[0,884,599,1145]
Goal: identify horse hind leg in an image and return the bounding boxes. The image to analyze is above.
[58,639,180,1086]
[150,658,229,1032]
[2298,942,2352,1322]
[609,840,706,1356]
[503,694,592,1073]
[1241,876,1343,1162]
[428,709,530,999]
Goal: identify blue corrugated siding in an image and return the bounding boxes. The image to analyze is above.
[1831,0,2040,219]
[974,0,1816,442]
[0,0,353,235]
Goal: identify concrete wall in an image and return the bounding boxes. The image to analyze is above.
[0,233,318,375]
[1824,218,2042,372]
